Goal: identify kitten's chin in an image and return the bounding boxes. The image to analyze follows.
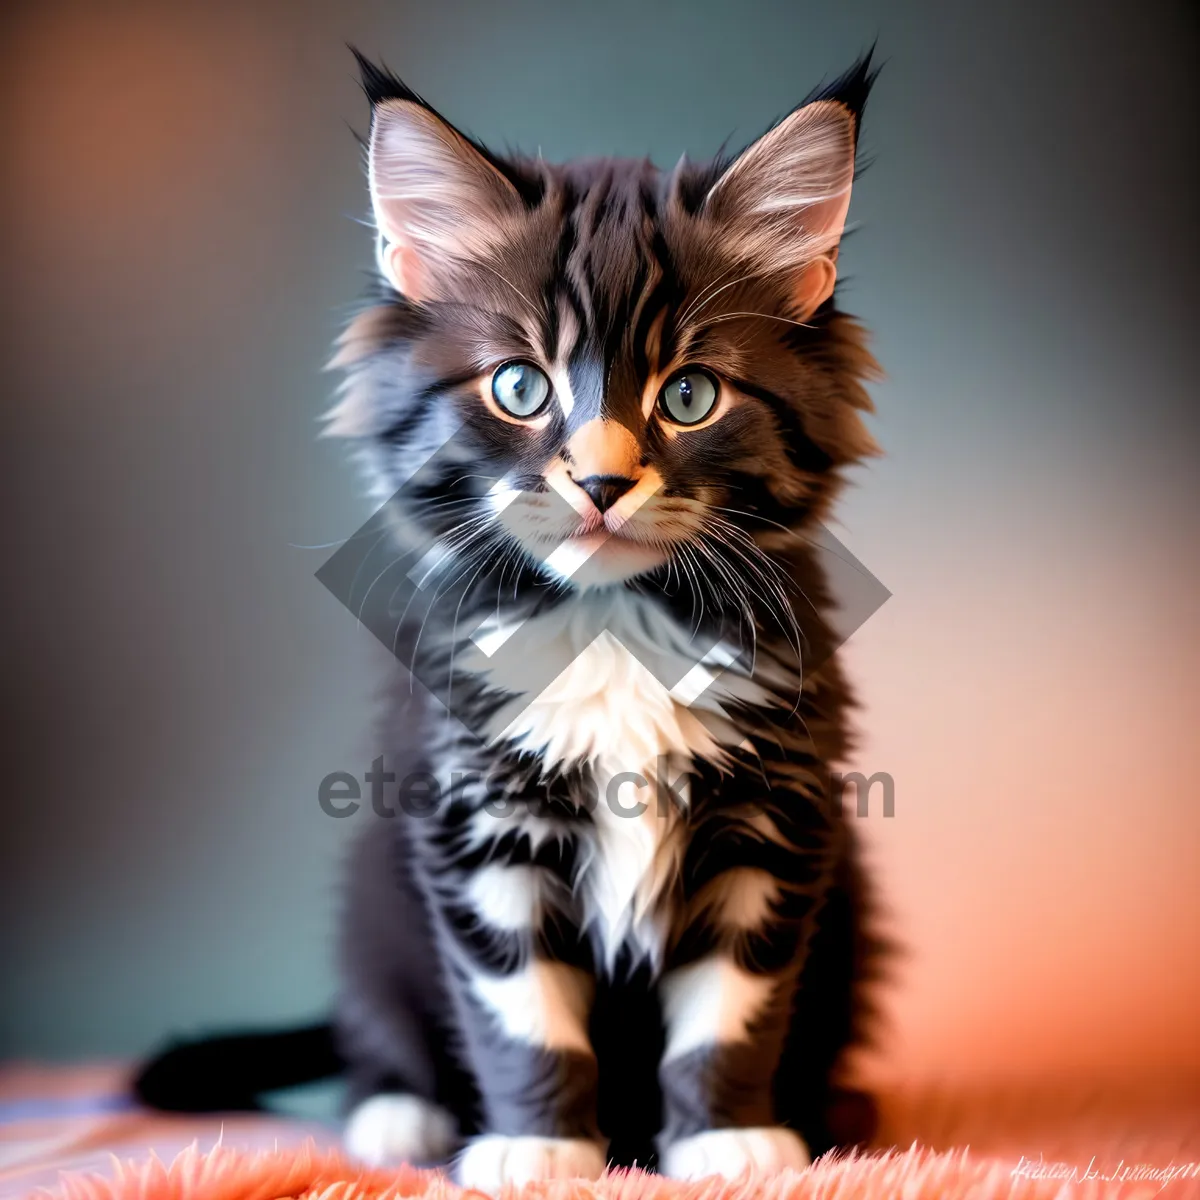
[541,532,669,589]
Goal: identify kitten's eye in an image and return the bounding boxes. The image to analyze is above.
[491,361,551,419]
[659,369,719,426]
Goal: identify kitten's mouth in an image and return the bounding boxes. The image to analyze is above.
[565,511,645,545]
[550,518,671,585]
[493,488,694,586]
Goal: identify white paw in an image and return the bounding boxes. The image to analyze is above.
[344,1093,457,1165]
[456,1135,606,1188]
[660,1126,810,1180]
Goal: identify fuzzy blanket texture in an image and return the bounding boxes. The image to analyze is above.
[35,1138,1200,1199]
[5,1067,1199,1198]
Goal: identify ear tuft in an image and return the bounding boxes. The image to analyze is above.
[348,46,427,110]
[797,46,880,140]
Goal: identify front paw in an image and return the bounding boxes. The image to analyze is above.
[344,1093,457,1165]
[660,1126,810,1179]
[456,1135,607,1188]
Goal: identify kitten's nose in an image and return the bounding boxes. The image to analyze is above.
[573,473,636,514]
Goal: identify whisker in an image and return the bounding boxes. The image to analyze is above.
[443,539,504,709]
[387,515,497,652]
[677,268,767,329]
[691,538,759,670]
[709,504,869,573]
[702,310,816,330]
[700,521,807,676]
[473,261,542,321]
[408,528,504,690]
[704,514,822,621]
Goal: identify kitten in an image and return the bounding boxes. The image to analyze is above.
[327,50,885,1189]
[134,48,887,1189]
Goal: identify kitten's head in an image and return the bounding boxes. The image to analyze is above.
[329,52,880,594]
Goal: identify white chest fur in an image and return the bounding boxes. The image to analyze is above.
[463,591,773,966]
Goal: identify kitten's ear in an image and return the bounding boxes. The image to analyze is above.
[356,53,523,301]
[704,54,875,318]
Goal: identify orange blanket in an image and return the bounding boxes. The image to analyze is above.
[5,1064,1199,1198]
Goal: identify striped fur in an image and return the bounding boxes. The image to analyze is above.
[332,49,887,1188]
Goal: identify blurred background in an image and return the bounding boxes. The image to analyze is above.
[2,0,1197,1103]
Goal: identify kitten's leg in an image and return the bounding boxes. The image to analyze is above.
[336,826,465,1167]
[657,956,809,1178]
[775,840,882,1156]
[424,860,607,1187]
[657,866,813,1180]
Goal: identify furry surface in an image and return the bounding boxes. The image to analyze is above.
[38,1141,1080,1199]
[13,1065,1200,1198]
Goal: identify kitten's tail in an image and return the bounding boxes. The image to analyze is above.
[133,1022,342,1112]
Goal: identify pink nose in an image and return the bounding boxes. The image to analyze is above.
[572,474,636,513]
